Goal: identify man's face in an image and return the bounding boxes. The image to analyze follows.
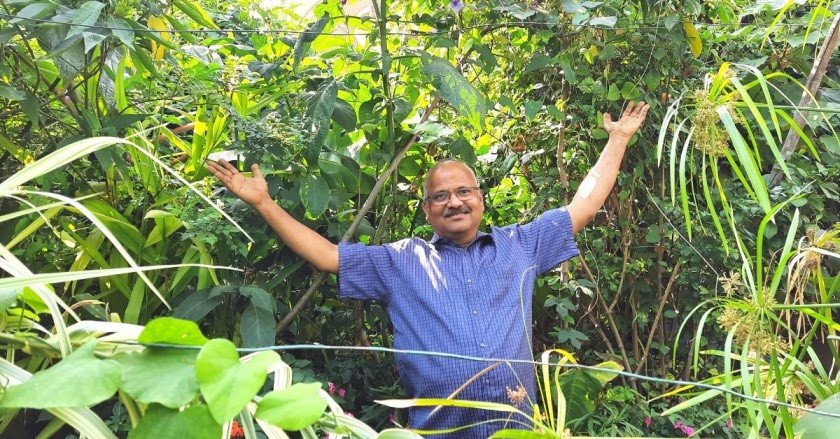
[422,162,484,246]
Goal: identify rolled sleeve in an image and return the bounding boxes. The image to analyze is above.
[517,206,579,274]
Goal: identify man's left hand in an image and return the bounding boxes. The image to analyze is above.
[604,101,649,139]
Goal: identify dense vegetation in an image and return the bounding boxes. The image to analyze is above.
[0,0,838,437]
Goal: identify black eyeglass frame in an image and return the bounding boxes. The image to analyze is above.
[422,186,482,205]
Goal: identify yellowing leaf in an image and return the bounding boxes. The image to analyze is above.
[682,20,702,58]
[148,16,170,63]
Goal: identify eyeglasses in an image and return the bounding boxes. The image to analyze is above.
[424,187,480,205]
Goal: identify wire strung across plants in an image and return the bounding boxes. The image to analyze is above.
[0,13,819,37]
[116,340,840,420]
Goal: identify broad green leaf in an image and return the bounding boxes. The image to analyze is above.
[409,121,454,145]
[170,0,219,29]
[239,286,275,312]
[590,16,617,27]
[139,317,209,346]
[106,17,135,46]
[447,138,478,165]
[524,54,555,73]
[114,348,200,408]
[66,2,107,38]
[173,289,225,321]
[196,338,280,423]
[607,84,620,101]
[82,31,108,53]
[0,341,120,408]
[524,100,542,122]
[557,361,622,422]
[419,54,486,131]
[254,382,327,430]
[331,97,356,132]
[128,404,221,439]
[240,304,276,348]
[304,79,338,165]
[20,96,40,128]
[0,86,26,100]
[300,174,330,217]
[293,14,330,71]
[10,2,55,23]
[0,358,117,439]
[620,81,641,100]
[474,43,497,72]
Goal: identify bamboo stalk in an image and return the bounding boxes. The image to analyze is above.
[768,13,840,187]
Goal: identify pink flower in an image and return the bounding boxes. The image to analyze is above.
[328,382,335,395]
[338,388,346,398]
[674,421,683,429]
[681,426,695,436]
[390,414,396,424]
[643,416,651,427]
[726,418,733,428]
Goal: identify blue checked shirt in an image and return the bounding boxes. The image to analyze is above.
[338,207,579,438]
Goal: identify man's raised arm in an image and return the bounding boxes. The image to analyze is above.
[567,101,649,233]
[207,159,339,274]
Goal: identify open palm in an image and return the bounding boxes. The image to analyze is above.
[207,160,270,208]
[603,101,650,139]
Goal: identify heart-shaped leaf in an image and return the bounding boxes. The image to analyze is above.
[114,348,200,408]
[196,338,280,423]
[128,404,221,439]
[0,341,120,408]
[139,317,209,346]
[254,382,327,431]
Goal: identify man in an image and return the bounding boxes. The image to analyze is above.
[208,101,649,437]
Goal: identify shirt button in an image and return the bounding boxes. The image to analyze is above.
[473,310,478,315]
[480,342,486,348]
[467,278,472,283]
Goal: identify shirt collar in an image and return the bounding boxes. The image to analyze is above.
[430,230,492,249]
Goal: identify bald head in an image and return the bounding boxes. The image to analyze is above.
[423,159,478,196]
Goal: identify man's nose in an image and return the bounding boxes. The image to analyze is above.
[446,192,464,206]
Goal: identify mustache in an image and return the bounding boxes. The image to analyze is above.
[443,206,471,218]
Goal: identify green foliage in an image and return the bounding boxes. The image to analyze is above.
[254,383,328,431]
[196,339,280,423]
[114,348,201,408]
[0,341,120,409]
[129,405,221,439]
[1,0,839,436]
[794,392,840,439]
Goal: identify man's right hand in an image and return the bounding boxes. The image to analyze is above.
[207,159,271,209]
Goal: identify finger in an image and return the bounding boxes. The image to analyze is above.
[219,159,239,173]
[252,163,263,178]
[623,101,637,116]
[603,112,614,124]
[206,161,223,176]
[637,103,650,119]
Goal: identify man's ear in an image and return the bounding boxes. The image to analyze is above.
[421,201,430,218]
